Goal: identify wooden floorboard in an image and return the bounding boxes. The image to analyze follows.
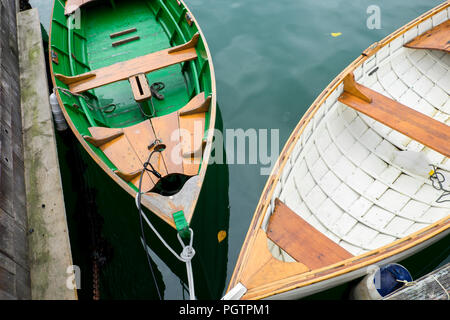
[151,112,185,175]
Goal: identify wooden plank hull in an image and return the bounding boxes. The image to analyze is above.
[49,0,216,228]
[227,2,450,300]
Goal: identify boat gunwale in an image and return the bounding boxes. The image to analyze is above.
[244,217,450,300]
[227,1,450,300]
[48,0,217,229]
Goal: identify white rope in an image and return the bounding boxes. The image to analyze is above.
[135,192,196,300]
[397,276,450,300]
[432,275,449,300]
[178,232,196,300]
[396,279,417,287]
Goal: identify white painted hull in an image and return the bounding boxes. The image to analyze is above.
[266,228,449,300]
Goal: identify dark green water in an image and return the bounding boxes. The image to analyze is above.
[31,0,449,300]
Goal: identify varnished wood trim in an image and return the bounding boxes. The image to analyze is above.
[168,32,199,53]
[179,95,211,116]
[342,73,372,103]
[83,131,123,147]
[114,169,142,182]
[55,72,95,85]
[177,0,217,225]
[182,139,207,158]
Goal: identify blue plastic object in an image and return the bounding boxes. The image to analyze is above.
[374,263,413,297]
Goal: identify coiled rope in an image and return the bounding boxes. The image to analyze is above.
[429,165,450,203]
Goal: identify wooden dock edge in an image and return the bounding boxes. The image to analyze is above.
[383,263,449,300]
[17,8,77,300]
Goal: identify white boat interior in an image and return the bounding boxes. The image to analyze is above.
[263,11,450,261]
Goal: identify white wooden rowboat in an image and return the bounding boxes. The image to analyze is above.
[225,2,450,300]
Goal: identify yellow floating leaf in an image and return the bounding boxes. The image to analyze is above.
[331,32,342,37]
[217,230,227,243]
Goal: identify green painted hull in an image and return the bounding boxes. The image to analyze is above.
[49,0,216,227]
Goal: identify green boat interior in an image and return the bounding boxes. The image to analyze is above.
[50,0,213,195]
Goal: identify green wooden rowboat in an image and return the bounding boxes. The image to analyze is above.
[49,0,216,228]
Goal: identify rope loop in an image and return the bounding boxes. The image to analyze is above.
[135,138,196,300]
[180,246,196,262]
[396,279,416,287]
[53,86,117,113]
[177,228,195,262]
[429,165,450,203]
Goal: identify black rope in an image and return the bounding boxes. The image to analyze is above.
[143,141,164,179]
[137,145,164,300]
[429,165,450,203]
[55,87,117,113]
[136,140,167,300]
[137,98,156,118]
[143,158,162,179]
[136,82,165,119]
[150,82,165,100]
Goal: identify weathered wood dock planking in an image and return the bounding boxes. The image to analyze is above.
[0,0,31,300]
[384,263,450,300]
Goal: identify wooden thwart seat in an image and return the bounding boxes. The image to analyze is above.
[338,73,450,158]
[267,199,353,270]
[55,33,200,95]
[404,20,450,53]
